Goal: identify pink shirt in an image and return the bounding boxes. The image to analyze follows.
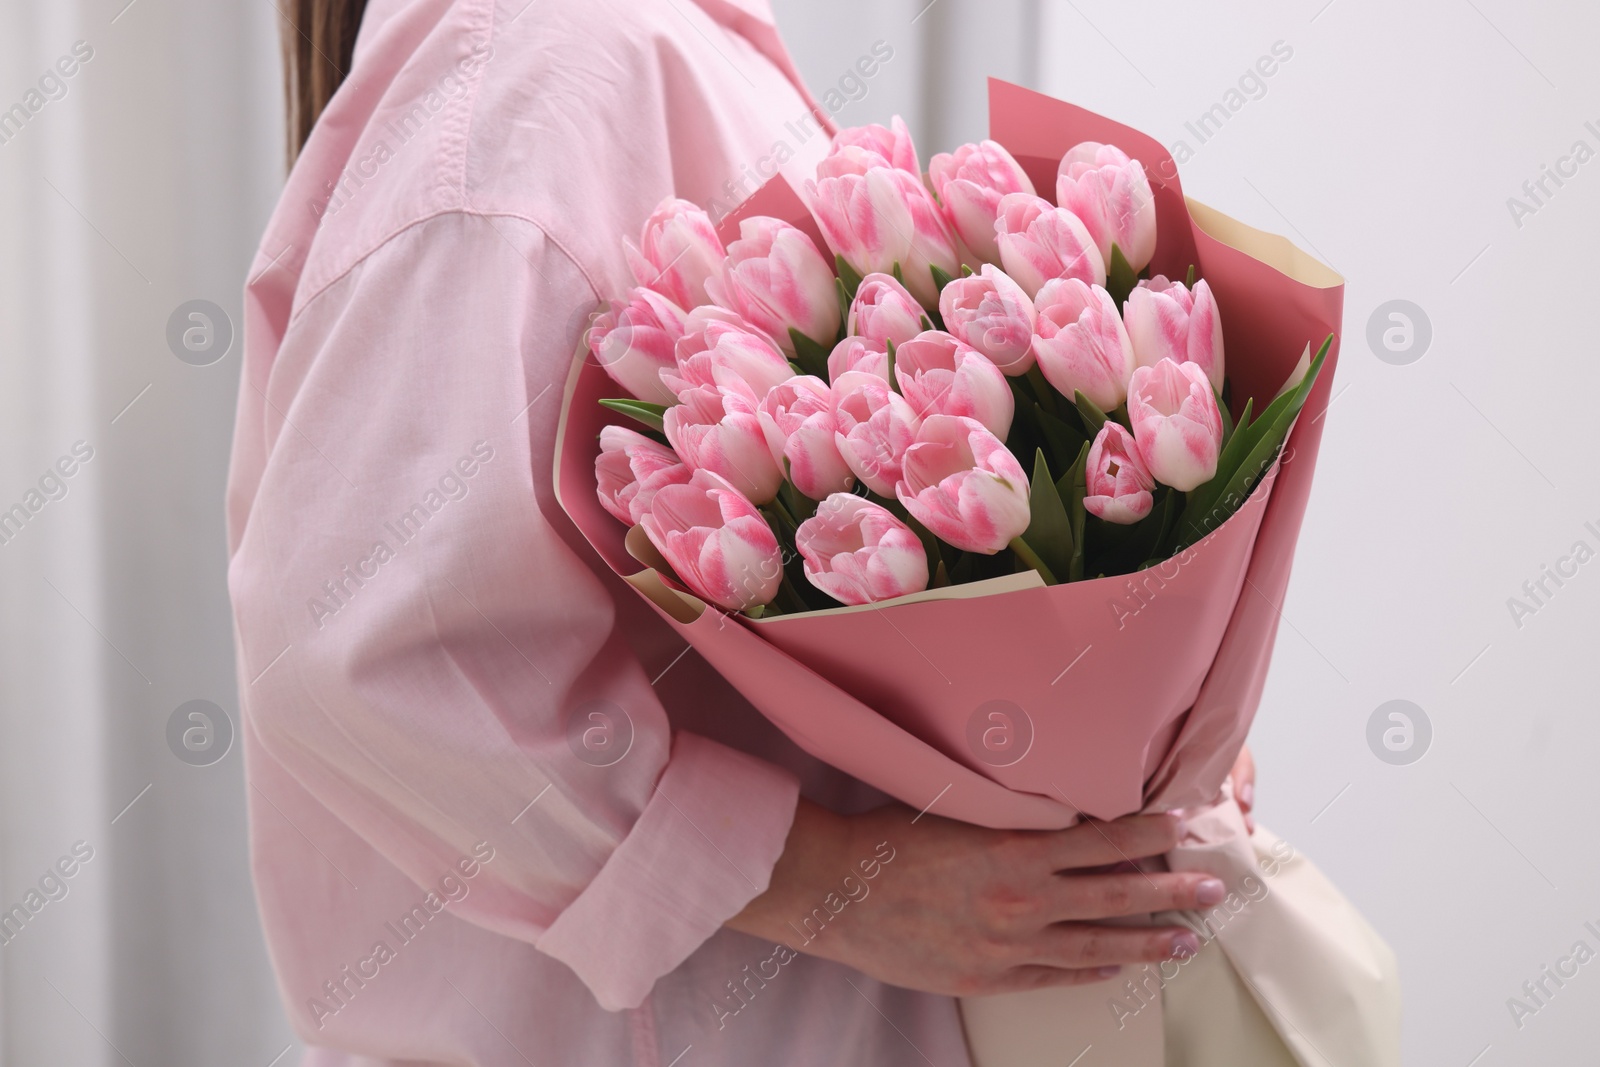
[226,0,972,1063]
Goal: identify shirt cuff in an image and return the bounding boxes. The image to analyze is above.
[537,732,800,1010]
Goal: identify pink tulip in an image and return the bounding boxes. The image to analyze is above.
[1031,278,1135,412]
[848,273,925,352]
[898,415,1030,555]
[1055,142,1157,274]
[1124,276,1225,393]
[624,197,726,309]
[705,217,841,352]
[664,307,793,400]
[758,375,855,500]
[663,382,785,504]
[1083,423,1155,525]
[796,493,929,605]
[595,425,692,525]
[640,470,781,612]
[831,370,921,497]
[826,336,889,384]
[585,287,688,406]
[927,140,1036,265]
[937,264,1037,376]
[893,330,1014,439]
[813,144,889,181]
[1127,358,1223,492]
[829,116,920,174]
[806,165,959,308]
[994,192,1106,299]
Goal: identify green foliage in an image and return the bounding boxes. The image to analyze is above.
[598,398,667,433]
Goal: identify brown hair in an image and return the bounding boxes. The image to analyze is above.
[281,0,370,164]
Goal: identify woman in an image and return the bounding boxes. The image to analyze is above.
[228,1,1254,1062]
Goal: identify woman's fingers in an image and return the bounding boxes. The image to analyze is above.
[1046,871,1226,922]
[1031,922,1202,970]
[1046,814,1183,870]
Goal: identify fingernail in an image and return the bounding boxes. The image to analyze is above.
[1237,783,1254,809]
[1196,878,1226,906]
[1096,966,1122,979]
[1171,932,1200,958]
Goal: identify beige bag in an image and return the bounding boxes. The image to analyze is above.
[960,796,1401,1066]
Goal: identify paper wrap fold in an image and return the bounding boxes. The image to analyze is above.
[553,80,1397,1066]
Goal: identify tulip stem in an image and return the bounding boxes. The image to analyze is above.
[1008,537,1058,586]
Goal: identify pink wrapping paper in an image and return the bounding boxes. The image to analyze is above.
[555,79,1343,831]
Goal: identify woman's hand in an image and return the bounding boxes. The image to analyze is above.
[727,800,1227,997]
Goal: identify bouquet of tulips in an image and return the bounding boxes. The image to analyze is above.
[554,81,1396,1067]
[585,122,1325,616]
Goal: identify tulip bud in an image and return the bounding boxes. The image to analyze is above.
[758,375,855,500]
[585,287,688,406]
[937,264,1037,375]
[829,116,920,175]
[994,192,1106,300]
[1127,358,1223,492]
[897,415,1030,555]
[849,273,925,352]
[706,217,841,354]
[831,370,921,497]
[927,140,1036,265]
[1031,278,1135,413]
[1055,142,1157,274]
[797,493,929,605]
[1083,423,1155,525]
[665,307,794,400]
[893,330,1014,439]
[806,166,959,308]
[664,382,785,504]
[595,425,692,525]
[827,336,890,384]
[624,197,726,309]
[640,470,782,612]
[1124,276,1225,393]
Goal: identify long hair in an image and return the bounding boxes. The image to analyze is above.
[281,0,370,164]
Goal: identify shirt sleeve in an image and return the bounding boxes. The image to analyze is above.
[227,211,798,1012]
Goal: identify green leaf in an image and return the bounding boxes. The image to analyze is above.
[961,264,975,277]
[835,254,865,301]
[598,398,668,433]
[931,559,951,588]
[1217,386,1236,447]
[1033,403,1088,476]
[1073,390,1109,435]
[1009,536,1058,585]
[1019,449,1073,583]
[885,338,898,391]
[929,263,955,294]
[836,276,855,322]
[891,261,907,288]
[1106,244,1140,306]
[920,314,935,332]
[1185,263,1196,288]
[788,327,833,380]
[1061,441,1090,582]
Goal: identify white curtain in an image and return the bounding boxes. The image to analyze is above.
[0,0,290,1063]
